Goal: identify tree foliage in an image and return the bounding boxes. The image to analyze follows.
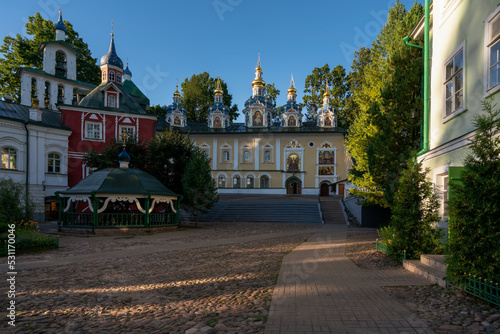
[346,1,424,208]
[379,158,443,260]
[181,148,219,226]
[447,100,500,283]
[303,64,350,126]
[0,178,35,223]
[148,104,167,115]
[0,12,100,101]
[264,82,281,123]
[181,72,238,122]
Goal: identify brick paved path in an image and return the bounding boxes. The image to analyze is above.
[264,224,434,334]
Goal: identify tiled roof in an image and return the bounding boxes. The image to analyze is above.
[0,100,71,131]
[77,82,147,114]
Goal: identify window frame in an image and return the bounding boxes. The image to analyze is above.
[217,174,226,188]
[109,70,115,82]
[442,41,466,122]
[259,175,270,189]
[1,147,17,170]
[119,125,135,140]
[232,175,241,188]
[485,7,500,96]
[47,152,61,173]
[85,122,102,140]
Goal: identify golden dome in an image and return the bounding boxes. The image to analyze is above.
[252,54,265,87]
[173,83,181,98]
[252,78,265,87]
[287,74,296,95]
[323,79,330,98]
[214,76,223,95]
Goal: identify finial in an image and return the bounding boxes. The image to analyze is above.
[174,78,181,98]
[291,73,295,87]
[258,53,260,66]
[215,76,223,95]
[111,20,114,37]
[323,79,330,98]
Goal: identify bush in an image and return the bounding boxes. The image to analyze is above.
[379,158,443,259]
[447,100,500,283]
[0,178,35,223]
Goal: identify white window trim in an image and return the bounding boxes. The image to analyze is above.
[216,172,227,188]
[245,173,256,189]
[258,173,271,189]
[316,142,337,177]
[85,121,103,140]
[47,152,62,174]
[220,143,232,164]
[484,7,500,97]
[231,172,242,188]
[119,125,135,139]
[262,142,274,164]
[241,143,253,164]
[442,41,466,123]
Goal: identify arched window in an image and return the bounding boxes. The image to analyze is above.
[109,70,115,81]
[108,95,116,108]
[217,175,226,188]
[202,150,209,159]
[325,117,332,126]
[116,73,122,84]
[233,175,241,188]
[55,50,67,77]
[286,154,300,171]
[264,150,271,162]
[223,150,230,161]
[1,147,17,169]
[246,175,254,188]
[102,71,107,81]
[287,116,297,127]
[243,150,250,161]
[48,153,61,173]
[260,175,270,189]
[57,85,64,103]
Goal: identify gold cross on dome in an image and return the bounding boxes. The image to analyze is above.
[119,132,129,147]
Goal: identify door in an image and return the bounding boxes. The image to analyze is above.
[320,183,329,196]
[287,181,302,194]
[338,183,345,197]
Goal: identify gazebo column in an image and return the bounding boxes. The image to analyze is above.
[145,194,151,227]
[92,192,99,228]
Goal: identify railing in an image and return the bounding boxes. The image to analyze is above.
[376,239,407,262]
[449,274,500,307]
[60,212,178,228]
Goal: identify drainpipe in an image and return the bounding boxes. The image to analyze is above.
[24,122,30,212]
[404,0,430,156]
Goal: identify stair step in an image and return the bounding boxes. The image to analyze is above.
[421,255,447,271]
[403,259,447,288]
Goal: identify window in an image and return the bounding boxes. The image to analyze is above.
[120,126,135,139]
[109,70,115,81]
[287,116,296,127]
[85,122,102,140]
[444,47,464,119]
[264,150,271,162]
[487,10,500,93]
[202,150,209,159]
[102,71,107,81]
[47,153,61,173]
[243,150,250,161]
[218,175,226,188]
[260,175,269,189]
[1,147,17,169]
[233,175,241,188]
[246,175,254,188]
[108,95,116,108]
[116,73,122,84]
[223,150,230,161]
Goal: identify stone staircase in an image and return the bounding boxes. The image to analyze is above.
[320,197,346,224]
[180,197,323,224]
[403,254,447,288]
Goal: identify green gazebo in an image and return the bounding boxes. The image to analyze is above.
[56,148,181,232]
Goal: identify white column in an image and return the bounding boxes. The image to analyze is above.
[212,138,217,170]
[276,138,280,170]
[36,80,45,109]
[234,139,238,170]
[49,81,58,110]
[20,73,32,106]
[255,138,260,170]
[63,84,73,105]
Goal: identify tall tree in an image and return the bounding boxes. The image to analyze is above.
[0,12,100,101]
[302,64,349,125]
[181,148,219,227]
[447,100,500,283]
[181,72,238,122]
[264,82,281,123]
[346,1,424,208]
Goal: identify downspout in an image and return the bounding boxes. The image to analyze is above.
[23,122,30,212]
[404,0,430,156]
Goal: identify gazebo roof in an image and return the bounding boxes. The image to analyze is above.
[59,168,178,197]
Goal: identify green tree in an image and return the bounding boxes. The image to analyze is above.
[264,82,281,123]
[447,100,500,283]
[181,72,238,122]
[148,104,167,115]
[0,12,100,100]
[346,1,424,208]
[181,148,219,227]
[344,47,371,128]
[85,137,149,170]
[0,178,35,223]
[379,158,443,260]
[302,64,349,125]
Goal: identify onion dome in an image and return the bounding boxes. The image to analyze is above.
[100,33,123,68]
[118,147,130,162]
[123,63,132,76]
[173,84,181,98]
[287,74,297,96]
[251,54,265,88]
[166,84,187,115]
[214,77,223,96]
[323,79,330,98]
[55,10,67,32]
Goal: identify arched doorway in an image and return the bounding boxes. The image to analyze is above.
[320,183,329,196]
[286,176,302,195]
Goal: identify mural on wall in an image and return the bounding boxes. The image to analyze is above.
[319,150,335,165]
[319,166,334,175]
[253,111,263,126]
[214,117,222,128]
[287,154,300,171]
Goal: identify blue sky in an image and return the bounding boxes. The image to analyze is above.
[1,0,422,122]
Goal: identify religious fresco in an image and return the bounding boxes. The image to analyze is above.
[325,117,332,126]
[174,116,181,125]
[214,116,222,128]
[319,151,335,165]
[253,111,263,126]
[286,154,300,171]
[319,166,335,175]
[287,116,296,126]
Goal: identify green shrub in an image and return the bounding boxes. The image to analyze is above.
[0,178,35,223]
[0,223,9,234]
[379,158,443,260]
[447,100,500,283]
[0,230,58,256]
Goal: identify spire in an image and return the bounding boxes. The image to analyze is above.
[252,54,265,96]
[214,76,223,96]
[287,73,297,96]
[100,21,123,68]
[54,7,67,41]
[323,79,330,98]
[174,78,181,98]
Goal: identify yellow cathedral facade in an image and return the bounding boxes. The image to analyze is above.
[159,60,350,196]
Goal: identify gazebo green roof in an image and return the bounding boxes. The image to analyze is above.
[59,168,178,196]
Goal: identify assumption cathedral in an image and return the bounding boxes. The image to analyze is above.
[0,11,350,219]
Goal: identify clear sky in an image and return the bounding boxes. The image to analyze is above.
[1,0,423,122]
